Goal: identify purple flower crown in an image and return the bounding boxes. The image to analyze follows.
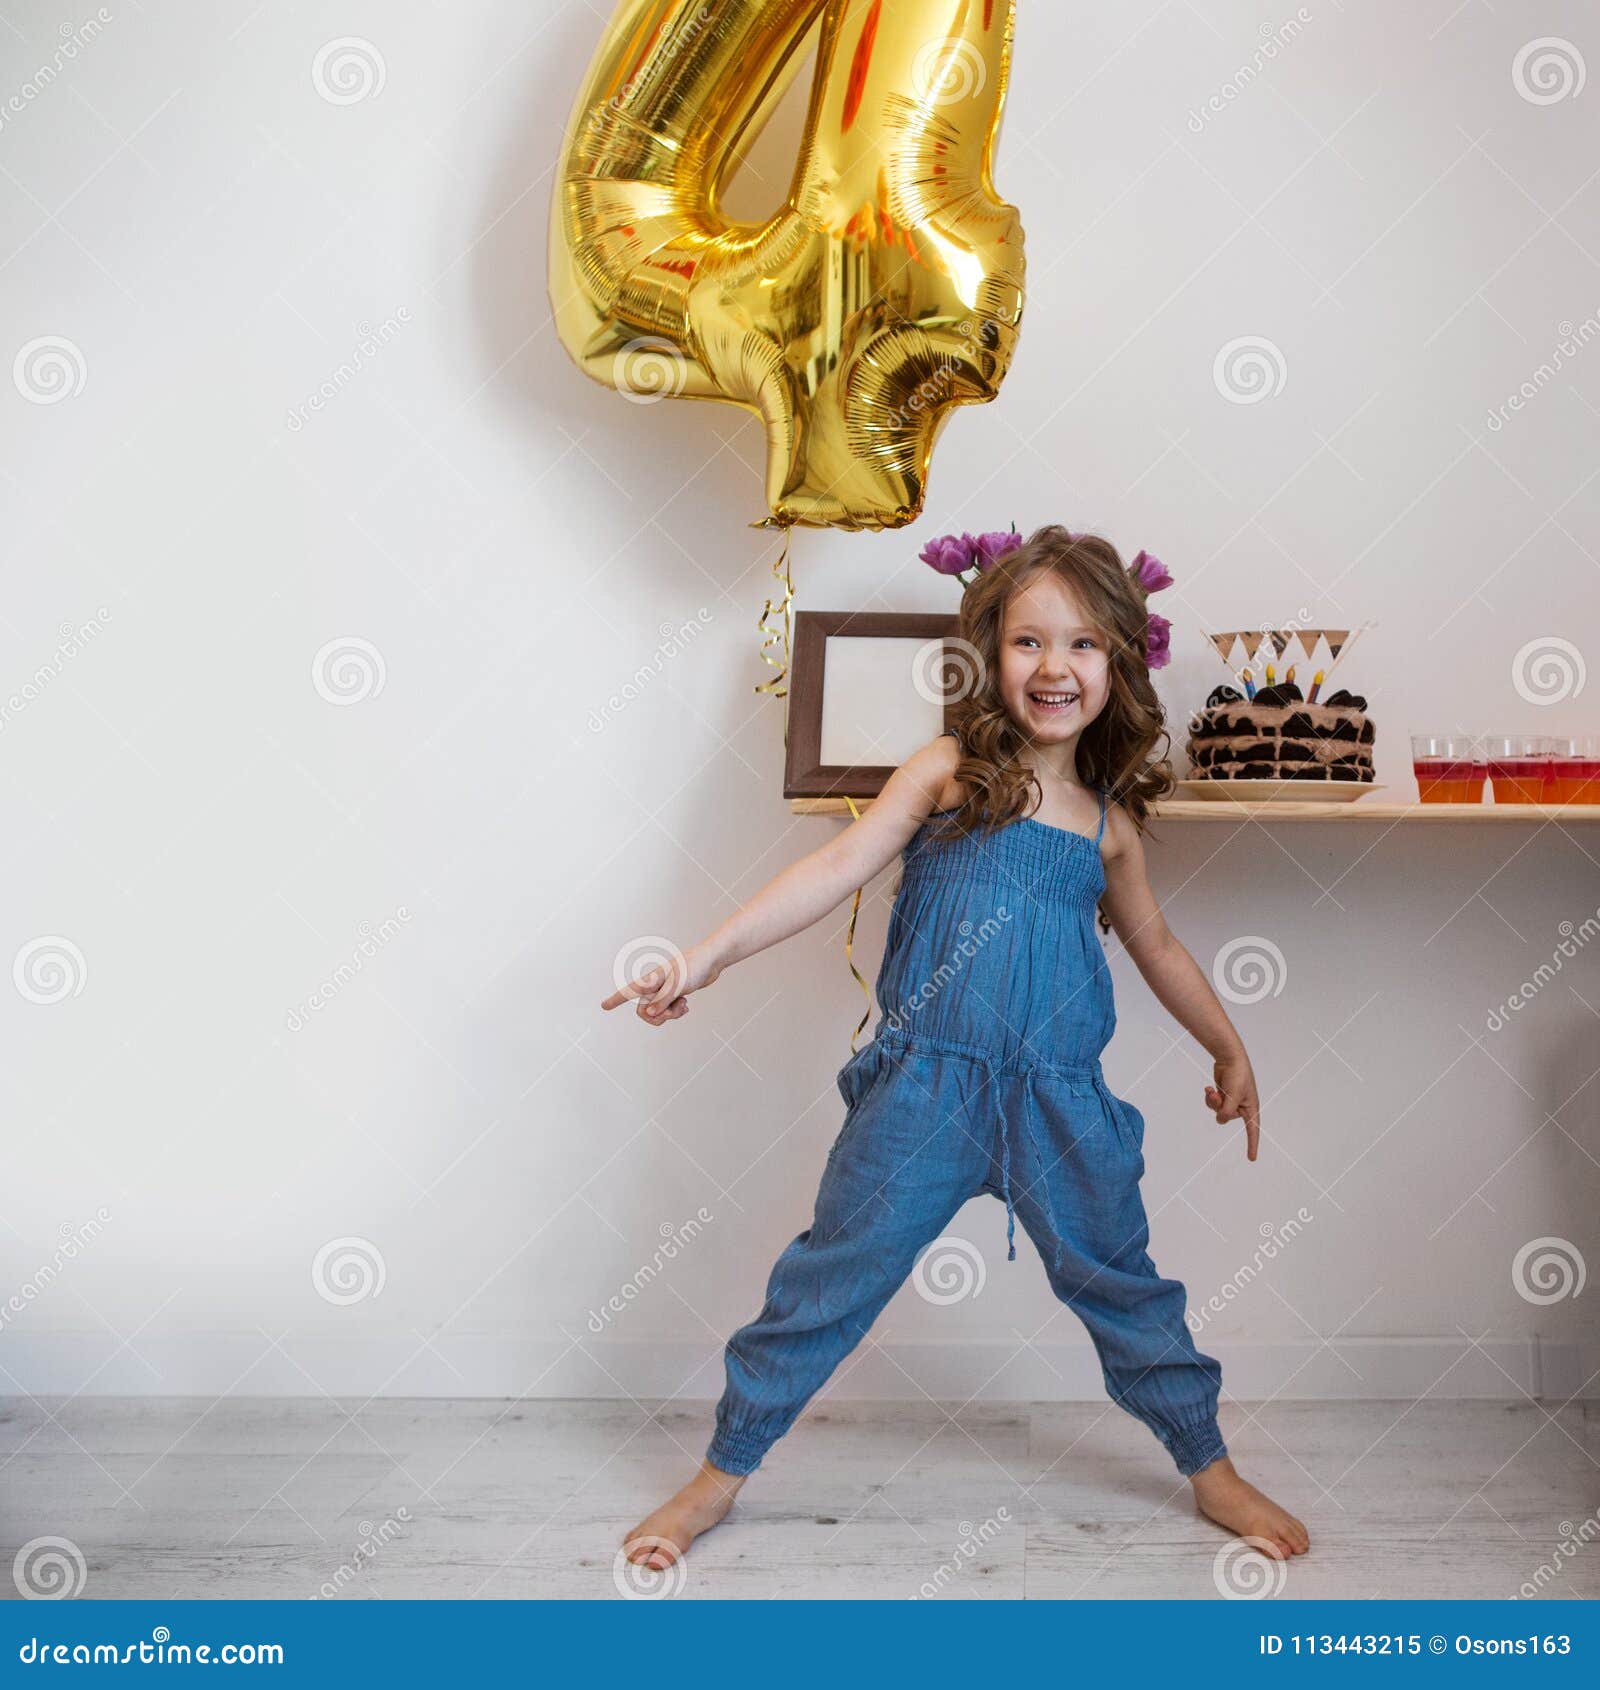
[919,527,1174,669]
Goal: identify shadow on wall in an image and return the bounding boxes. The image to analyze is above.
[467,12,823,534]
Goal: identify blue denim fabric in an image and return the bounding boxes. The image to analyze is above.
[708,780,1228,1481]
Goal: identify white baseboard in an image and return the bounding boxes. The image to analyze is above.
[2,1334,1593,1402]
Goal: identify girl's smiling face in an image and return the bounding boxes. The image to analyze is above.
[997,570,1113,747]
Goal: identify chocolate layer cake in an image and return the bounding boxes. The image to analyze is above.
[1185,683,1375,784]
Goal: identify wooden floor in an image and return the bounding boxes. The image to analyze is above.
[4,1397,1597,1600]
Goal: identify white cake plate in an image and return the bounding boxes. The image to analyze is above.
[1175,780,1386,804]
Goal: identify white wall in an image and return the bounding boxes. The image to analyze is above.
[2,0,1596,1403]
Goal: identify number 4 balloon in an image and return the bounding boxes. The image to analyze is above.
[549,0,1027,532]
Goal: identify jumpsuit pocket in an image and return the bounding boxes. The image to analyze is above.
[835,1040,878,1110]
[1108,1092,1146,1157]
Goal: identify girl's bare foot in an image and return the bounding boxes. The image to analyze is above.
[622,1460,747,1569]
[1189,1455,1309,1560]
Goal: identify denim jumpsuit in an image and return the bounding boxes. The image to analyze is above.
[707,766,1228,1480]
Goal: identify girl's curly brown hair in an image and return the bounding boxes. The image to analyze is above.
[922,524,1177,929]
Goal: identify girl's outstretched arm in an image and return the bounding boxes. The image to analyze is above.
[600,733,960,1027]
[1099,802,1263,1161]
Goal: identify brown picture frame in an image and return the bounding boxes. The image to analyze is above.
[782,610,963,799]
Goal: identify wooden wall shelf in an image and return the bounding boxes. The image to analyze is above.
[791,798,1600,824]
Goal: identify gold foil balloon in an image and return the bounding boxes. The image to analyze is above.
[549,0,1027,532]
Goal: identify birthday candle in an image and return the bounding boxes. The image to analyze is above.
[1265,663,1275,686]
[1286,665,1296,688]
[1307,668,1324,703]
[1242,668,1256,700]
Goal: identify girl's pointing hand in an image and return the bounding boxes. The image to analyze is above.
[601,941,723,1027]
[1205,1053,1261,1162]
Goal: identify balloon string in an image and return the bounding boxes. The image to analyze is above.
[754,525,794,711]
[842,795,872,1053]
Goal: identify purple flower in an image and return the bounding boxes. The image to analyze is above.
[971,529,1019,572]
[919,533,974,576]
[1132,549,1173,593]
[1145,611,1173,670]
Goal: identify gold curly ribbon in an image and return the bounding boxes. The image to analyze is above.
[753,524,795,713]
[842,795,872,1052]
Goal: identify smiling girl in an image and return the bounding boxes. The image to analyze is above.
[602,524,1309,1573]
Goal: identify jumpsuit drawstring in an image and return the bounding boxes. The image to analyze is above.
[984,1054,1039,1263]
